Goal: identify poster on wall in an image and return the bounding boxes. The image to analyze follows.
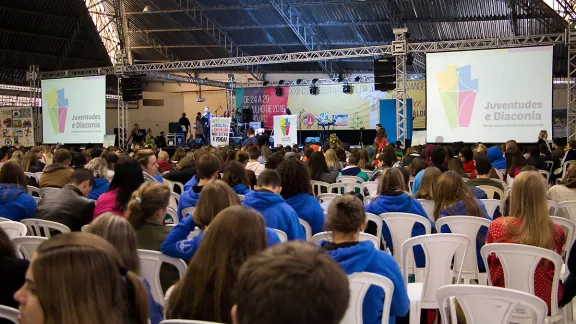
[210,117,231,147]
[236,81,426,131]
[0,107,34,147]
[273,115,298,146]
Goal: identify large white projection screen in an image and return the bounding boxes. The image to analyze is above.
[426,46,553,143]
[41,76,106,144]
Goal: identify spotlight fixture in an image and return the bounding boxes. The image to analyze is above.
[275,87,283,96]
[354,76,361,82]
[343,84,352,94]
[309,85,318,95]
[143,5,154,12]
[336,74,343,83]
[296,79,302,85]
[263,81,269,86]
[311,78,318,85]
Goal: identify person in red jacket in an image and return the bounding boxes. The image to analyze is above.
[157,150,173,174]
[374,128,388,151]
[459,146,475,177]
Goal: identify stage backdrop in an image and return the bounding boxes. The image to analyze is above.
[0,107,35,147]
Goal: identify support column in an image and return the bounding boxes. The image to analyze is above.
[27,65,41,145]
[115,53,129,150]
[393,28,408,144]
[568,23,576,141]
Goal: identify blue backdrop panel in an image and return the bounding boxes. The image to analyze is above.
[379,99,413,143]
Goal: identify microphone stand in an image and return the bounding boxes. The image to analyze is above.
[298,110,304,147]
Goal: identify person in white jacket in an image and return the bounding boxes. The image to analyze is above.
[245,146,265,177]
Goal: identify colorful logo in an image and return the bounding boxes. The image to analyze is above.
[280,118,291,136]
[46,88,68,134]
[436,65,478,128]
[301,113,315,128]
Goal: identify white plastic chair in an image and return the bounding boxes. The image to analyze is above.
[11,236,48,260]
[550,216,575,278]
[318,193,341,211]
[0,217,10,222]
[548,200,559,216]
[274,229,287,242]
[480,243,565,324]
[364,195,376,205]
[0,221,28,239]
[311,180,331,196]
[164,180,184,194]
[0,305,19,324]
[436,284,548,324]
[408,179,415,194]
[21,219,71,238]
[341,272,395,324]
[28,185,43,198]
[160,320,224,324]
[557,200,576,224]
[476,185,504,200]
[181,207,195,219]
[33,196,41,203]
[366,212,383,244]
[558,161,574,183]
[310,232,380,250]
[41,187,60,198]
[81,224,90,232]
[546,161,555,174]
[540,170,551,184]
[24,171,39,183]
[401,234,471,324]
[434,216,492,284]
[169,192,180,211]
[417,199,435,221]
[299,218,312,241]
[379,213,432,267]
[238,194,245,202]
[337,175,366,183]
[334,179,364,194]
[363,181,379,197]
[137,249,187,306]
[480,199,505,220]
[165,207,179,225]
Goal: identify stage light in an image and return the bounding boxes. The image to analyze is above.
[275,87,283,96]
[336,74,343,82]
[296,79,302,85]
[143,5,154,12]
[263,81,269,86]
[311,78,318,85]
[343,84,352,94]
[354,76,361,82]
[309,85,318,95]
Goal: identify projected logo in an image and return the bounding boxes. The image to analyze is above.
[436,65,478,128]
[280,118,291,136]
[46,88,68,134]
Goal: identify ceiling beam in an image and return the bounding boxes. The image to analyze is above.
[55,16,84,70]
[0,6,75,20]
[0,28,91,43]
[0,48,108,63]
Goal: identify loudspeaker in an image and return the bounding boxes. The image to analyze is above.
[374,57,396,91]
[120,77,143,101]
[242,108,253,123]
[168,122,180,133]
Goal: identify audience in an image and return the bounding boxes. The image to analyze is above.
[14,233,149,324]
[309,151,339,183]
[0,162,36,221]
[178,153,221,219]
[171,147,186,163]
[505,149,527,181]
[526,145,547,170]
[39,148,74,188]
[325,148,342,170]
[487,146,506,170]
[548,164,576,203]
[157,150,172,174]
[232,241,350,324]
[9,150,23,165]
[486,171,565,311]
[243,127,257,147]
[277,157,325,235]
[71,151,86,169]
[237,151,257,188]
[245,146,265,177]
[413,166,441,200]
[21,151,43,173]
[84,157,110,200]
[466,153,505,192]
[163,154,196,186]
[36,168,95,231]
[430,146,449,172]
[223,160,252,195]
[447,157,468,178]
[459,146,475,174]
[265,152,284,170]
[165,206,268,322]
[94,156,144,218]
[242,169,305,240]
[357,148,374,171]
[370,146,396,181]
[0,227,29,311]
[322,195,409,324]
[135,149,160,183]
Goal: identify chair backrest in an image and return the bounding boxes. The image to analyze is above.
[41,187,60,198]
[476,185,504,200]
[28,186,43,198]
[81,224,90,232]
[379,213,432,265]
[539,170,550,183]
[493,178,508,190]
[548,200,558,216]
[337,175,366,183]
[436,284,547,324]
[11,236,48,260]
[137,249,187,306]
[480,243,564,318]
[557,200,576,224]
[274,229,288,242]
[417,199,435,220]
[165,207,179,225]
[169,192,180,211]
[160,320,224,324]
[33,196,41,203]
[341,272,395,324]
[24,172,39,183]
[363,181,379,197]
[0,217,10,222]
[181,207,195,219]
[479,199,505,220]
[434,216,492,276]
[408,179,414,193]
[311,180,331,196]
[167,180,184,194]
[238,194,245,202]
[0,221,28,239]
[317,193,341,205]
[310,232,380,250]
[563,161,574,180]
[550,216,575,261]
[21,219,71,238]
[299,218,312,241]
[365,212,383,243]
[401,234,471,306]
[0,305,19,324]
[330,182,363,194]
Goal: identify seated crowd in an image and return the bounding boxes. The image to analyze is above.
[1,133,576,324]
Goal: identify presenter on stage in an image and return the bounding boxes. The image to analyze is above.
[373,124,388,151]
[201,106,214,145]
[178,113,192,142]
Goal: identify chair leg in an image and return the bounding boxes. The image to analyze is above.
[409,301,421,324]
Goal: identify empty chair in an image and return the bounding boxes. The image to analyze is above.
[341,272,395,324]
[299,218,312,241]
[0,305,19,324]
[273,229,287,243]
[0,221,27,239]
[310,232,380,250]
[480,199,505,220]
[137,249,187,306]
[401,234,472,324]
[476,185,504,200]
[165,207,179,225]
[417,199,435,221]
[480,243,565,324]
[11,236,48,260]
[21,219,71,238]
[436,284,547,324]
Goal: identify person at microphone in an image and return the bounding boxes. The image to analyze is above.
[201,106,214,145]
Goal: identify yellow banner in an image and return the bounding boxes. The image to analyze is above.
[384,80,426,130]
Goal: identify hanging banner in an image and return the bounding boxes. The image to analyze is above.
[273,115,298,146]
[103,134,116,148]
[0,107,35,147]
[210,117,231,147]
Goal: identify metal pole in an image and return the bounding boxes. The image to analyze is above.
[393,28,408,144]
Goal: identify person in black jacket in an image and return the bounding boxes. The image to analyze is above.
[560,243,576,306]
[35,168,95,232]
[0,227,28,317]
[525,146,547,170]
[163,155,196,194]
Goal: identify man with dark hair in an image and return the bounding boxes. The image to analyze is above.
[242,170,305,240]
[36,168,95,231]
[370,146,396,181]
[232,241,350,324]
[245,146,265,177]
[339,152,369,181]
[178,153,221,219]
[430,146,449,172]
[458,146,475,174]
[243,127,257,147]
[179,112,192,141]
[551,137,566,169]
[39,148,74,188]
[466,153,504,191]
[526,146,547,170]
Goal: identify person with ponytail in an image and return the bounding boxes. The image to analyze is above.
[13,232,149,324]
[322,195,409,324]
[486,171,565,311]
[126,182,172,251]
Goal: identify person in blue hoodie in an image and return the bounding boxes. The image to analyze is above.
[433,171,491,272]
[85,157,110,200]
[277,156,325,235]
[0,161,36,221]
[242,169,305,240]
[223,160,252,196]
[487,146,507,170]
[365,167,434,267]
[177,153,221,220]
[161,180,280,261]
[323,194,410,324]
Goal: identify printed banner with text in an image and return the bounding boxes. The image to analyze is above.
[273,115,298,146]
[210,117,231,147]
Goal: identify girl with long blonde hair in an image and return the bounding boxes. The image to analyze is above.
[486,171,565,310]
[325,149,341,170]
[413,167,441,200]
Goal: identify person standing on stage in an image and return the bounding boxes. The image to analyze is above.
[194,112,204,140]
[201,106,214,145]
[374,127,388,151]
[179,113,192,142]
